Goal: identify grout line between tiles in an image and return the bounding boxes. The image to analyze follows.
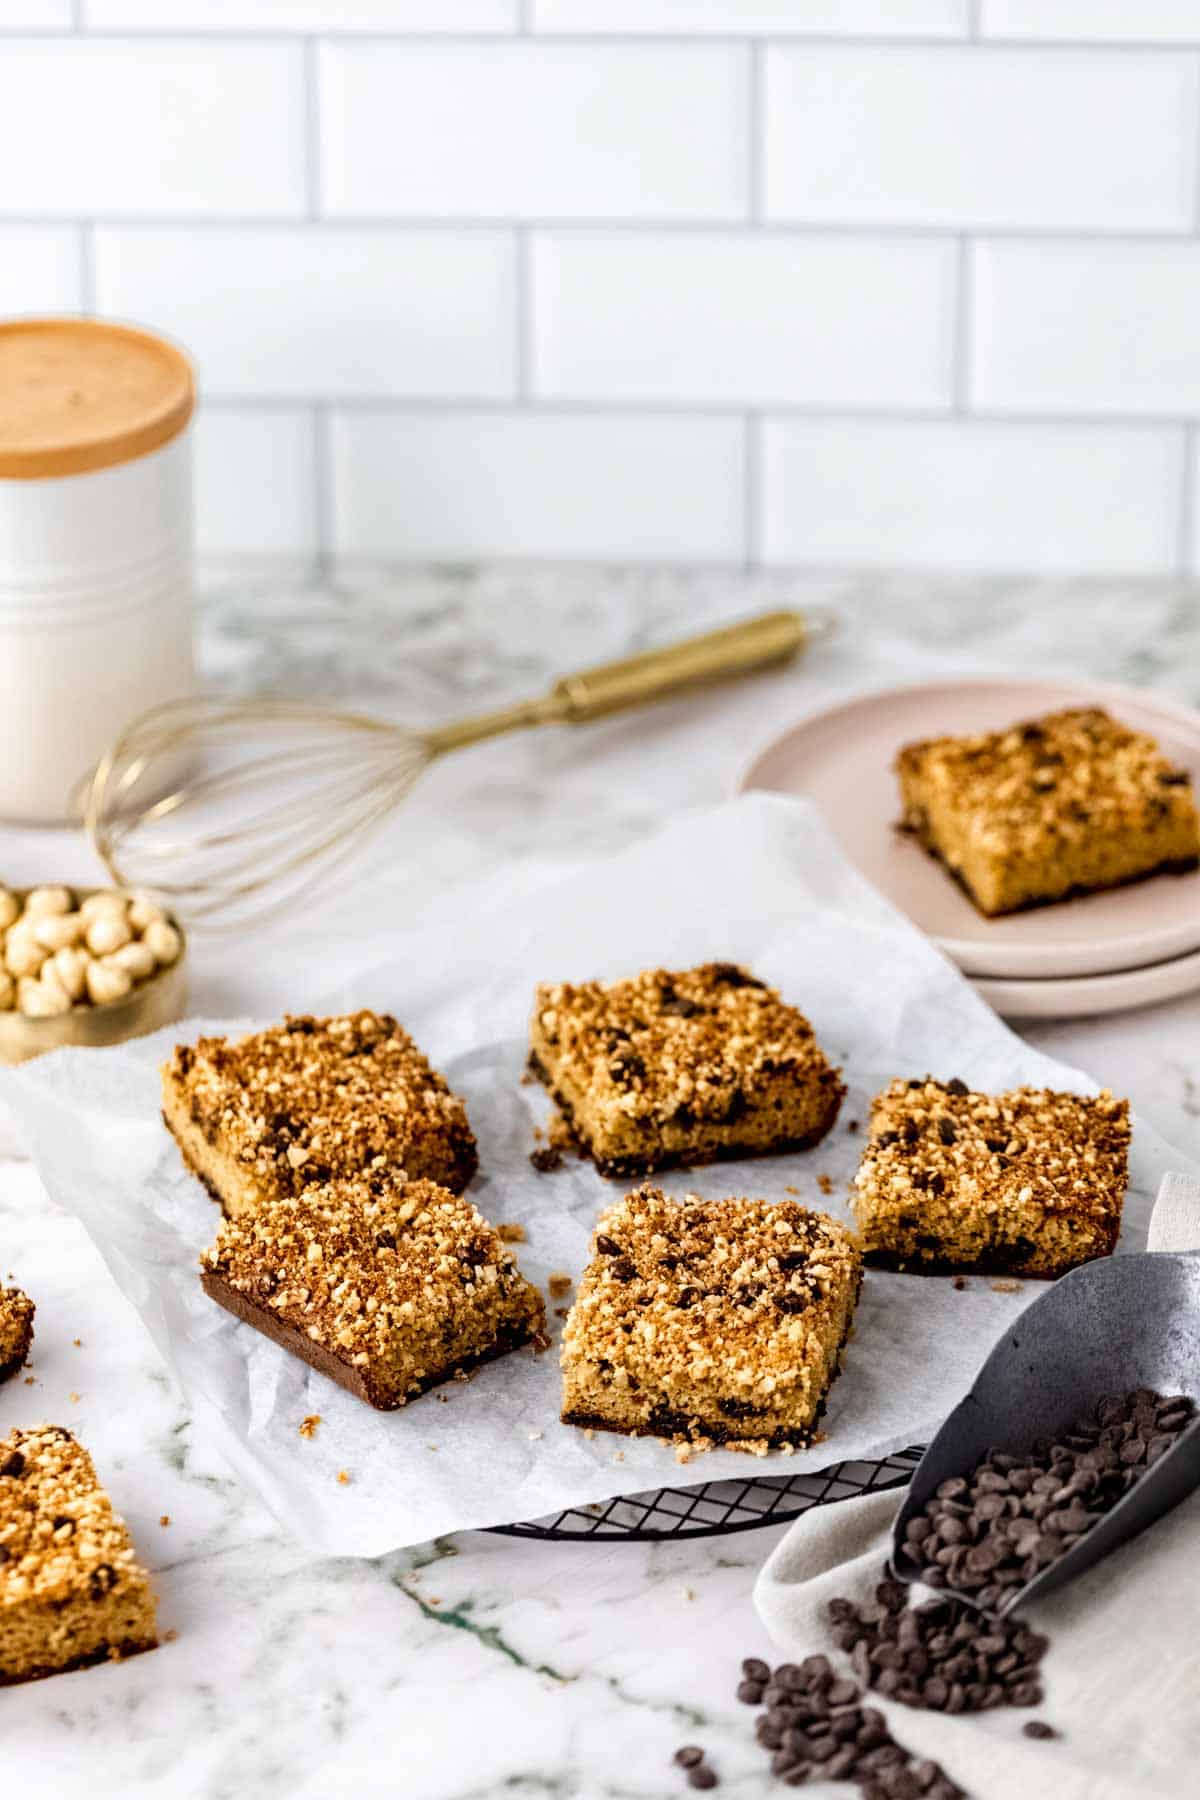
[78,221,95,313]
[13,217,1200,243]
[953,235,973,414]
[303,37,322,220]
[198,396,1196,431]
[743,412,761,571]
[4,29,1200,51]
[312,403,335,575]
[1177,425,1196,575]
[516,226,533,401]
[747,41,763,224]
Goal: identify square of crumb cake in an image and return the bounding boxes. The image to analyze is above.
[200,1171,546,1410]
[897,707,1200,916]
[162,1010,477,1219]
[560,1186,861,1452]
[0,1426,157,1686]
[0,1286,34,1383]
[528,963,844,1178]
[852,1078,1130,1278]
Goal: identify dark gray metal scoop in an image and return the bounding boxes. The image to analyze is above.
[891,1172,1200,1614]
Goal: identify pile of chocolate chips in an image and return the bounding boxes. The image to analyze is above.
[734,1653,966,1796]
[828,1578,1048,1714]
[900,1388,1195,1607]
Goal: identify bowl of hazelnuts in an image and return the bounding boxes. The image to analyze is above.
[0,884,186,1063]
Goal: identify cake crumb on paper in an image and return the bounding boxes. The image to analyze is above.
[548,1272,572,1300]
[497,1222,526,1244]
[299,1414,321,1440]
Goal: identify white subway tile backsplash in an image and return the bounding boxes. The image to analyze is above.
[0,225,82,315]
[0,2,73,24]
[0,42,306,219]
[761,419,1179,573]
[533,233,955,408]
[86,1,516,26]
[764,46,1197,230]
[195,408,317,558]
[534,1,967,32]
[982,2,1200,41]
[320,42,748,220]
[331,411,745,560]
[94,228,516,399]
[974,241,1200,417]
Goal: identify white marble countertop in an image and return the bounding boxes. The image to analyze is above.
[3,565,1200,1800]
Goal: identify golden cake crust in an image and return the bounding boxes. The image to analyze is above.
[529,963,844,1177]
[560,1185,861,1453]
[0,1426,157,1685]
[852,1077,1131,1277]
[201,1170,546,1410]
[897,707,1200,916]
[162,1010,478,1217]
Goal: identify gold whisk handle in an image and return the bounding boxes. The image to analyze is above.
[425,609,809,755]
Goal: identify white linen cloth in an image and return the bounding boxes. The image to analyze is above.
[1,796,1194,1554]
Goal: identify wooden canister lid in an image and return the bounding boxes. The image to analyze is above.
[0,318,195,480]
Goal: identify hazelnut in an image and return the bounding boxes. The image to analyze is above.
[85,959,132,1006]
[5,928,46,978]
[32,912,84,952]
[18,974,71,1018]
[52,947,87,1002]
[109,939,156,981]
[142,919,182,966]
[23,885,73,919]
[0,969,13,1011]
[128,895,167,932]
[79,891,128,924]
[0,891,19,930]
[85,912,133,957]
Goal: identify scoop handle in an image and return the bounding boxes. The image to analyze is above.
[1147,1171,1200,1253]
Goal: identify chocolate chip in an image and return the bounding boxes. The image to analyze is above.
[945,1078,969,1096]
[777,1293,809,1314]
[88,1563,117,1599]
[708,963,764,989]
[876,1131,900,1149]
[608,1257,636,1282]
[529,1145,563,1173]
[660,996,700,1019]
[741,1657,770,1684]
[0,1451,25,1479]
[686,1765,717,1789]
[595,1234,622,1256]
[736,1680,764,1705]
[1160,770,1191,786]
[1023,1720,1057,1740]
[937,1118,957,1145]
[674,1747,704,1768]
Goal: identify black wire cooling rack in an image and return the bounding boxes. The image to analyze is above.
[489,1445,925,1542]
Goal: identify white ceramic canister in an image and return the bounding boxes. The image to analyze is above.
[0,318,196,823]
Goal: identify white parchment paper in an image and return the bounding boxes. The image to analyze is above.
[1,796,1192,1556]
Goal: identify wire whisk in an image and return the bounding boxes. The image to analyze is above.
[85,609,824,928]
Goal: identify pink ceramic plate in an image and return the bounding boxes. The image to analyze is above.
[740,676,1200,980]
[973,945,1200,1021]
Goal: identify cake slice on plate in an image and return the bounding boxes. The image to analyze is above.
[896,706,1199,916]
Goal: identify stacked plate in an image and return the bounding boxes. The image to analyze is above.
[742,676,1200,1020]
